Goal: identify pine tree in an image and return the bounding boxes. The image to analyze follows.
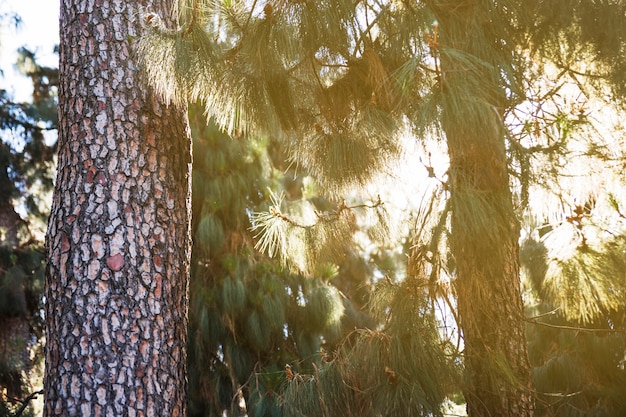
[44,1,192,416]
[138,0,626,415]
[137,1,532,414]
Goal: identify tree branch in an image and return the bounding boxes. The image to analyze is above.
[524,317,624,333]
[10,389,43,417]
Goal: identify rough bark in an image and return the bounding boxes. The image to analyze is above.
[44,1,192,416]
[438,4,535,417]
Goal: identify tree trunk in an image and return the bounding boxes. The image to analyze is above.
[44,1,192,416]
[438,4,535,417]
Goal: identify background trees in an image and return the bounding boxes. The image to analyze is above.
[0,36,57,416]
[139,1,534,415]
[138,0,626,415]
[186,105,377,417]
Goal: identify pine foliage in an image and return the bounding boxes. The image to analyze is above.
[250,192,387,274]
[186,106,374,417]
[529,322,626,417]
[140,0,626,414]
[522,0,626,102]
[543,236,626,324]
[137,0,436,194]
[521,189,626,416]
[0,44,57,416]
[280,276,458,417]
[522,236,626,417]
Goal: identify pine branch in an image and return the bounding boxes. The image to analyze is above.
[427,196,451,286]
[9,389,43,417]
[526,308,559,320]
[353,2,388,54]
[523,317,625,334]
[556,60,607,80]
[266,196,384,230]
[243,0,258,32]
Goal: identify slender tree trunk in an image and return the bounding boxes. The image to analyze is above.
[437,4,535,417]
[44,1,192,416]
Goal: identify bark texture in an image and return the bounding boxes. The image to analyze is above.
[438,4,535,417]
[44,1,192,416]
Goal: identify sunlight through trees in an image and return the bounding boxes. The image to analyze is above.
[4,1,626,416]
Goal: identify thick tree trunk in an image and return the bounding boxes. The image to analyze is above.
[438,5,535,417]
[44,1,192,416]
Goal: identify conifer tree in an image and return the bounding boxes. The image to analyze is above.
[137,1,531,414]
[138,0,626,415]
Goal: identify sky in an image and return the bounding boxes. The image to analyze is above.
[0,0,59,102]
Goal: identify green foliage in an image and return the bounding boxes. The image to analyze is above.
[221,276,246,316]
[544,243,626,324]
[0,266,27,318]
[197,214,225,254]
[301,283,344,333]
[526,314,626,416]
[138,0,438,194]
[523,229,626,416]
[523,227,626,324]
[523,0,626,102]
[281,278,459,417]
[142,0,626,415]
[186,105,374,417]
[251,195,388,276]
[0,31,56,414]
[16,47,59,124]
